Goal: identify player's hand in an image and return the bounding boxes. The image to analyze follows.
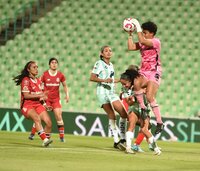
[65,95,69,103]
[104,78,113,83]
[43,103,53,111]
[131,18,142,32]
[39,94,47,101]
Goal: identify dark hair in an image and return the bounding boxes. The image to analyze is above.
[49,57,58,65]
[13,61,36,86]
[100,45,110,59]
[120,69,140,85]
[127,64,139,71]
[141,21,157,35]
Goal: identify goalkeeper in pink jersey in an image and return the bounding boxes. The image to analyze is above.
[126,19,164,134]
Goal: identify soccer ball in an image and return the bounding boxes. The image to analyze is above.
[123,18,136,32]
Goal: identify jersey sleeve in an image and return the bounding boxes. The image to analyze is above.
[60,72,66,82]
[21,77,30,93]
[152,38,161,51]
[92,61,102,75]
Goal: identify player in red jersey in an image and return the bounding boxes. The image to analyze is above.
[29,57,69,142]
[13,61,53,147]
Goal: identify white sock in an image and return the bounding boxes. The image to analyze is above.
[109,119,119,143]
[148,136,158,149]
[148,136,154,144]
[119,117,126,140]
[126,131,133,149]
[43,138,49,143]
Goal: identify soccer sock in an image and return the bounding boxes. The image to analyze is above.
[119,117,126,140]
[45,133,51,139]
[134,90,146,109]
[150,100,163,124]
[109,119,119,143]
[30,123,36,136]
[57,120,64,139]
[134,132,145,145]
[126,131,134,149]
[148,136,157,149]
[38,130,47,141]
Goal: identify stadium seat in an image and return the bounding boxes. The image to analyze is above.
[0,0,199,117]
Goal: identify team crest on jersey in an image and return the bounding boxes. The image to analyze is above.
[23,86,29,91]
[56,78,60,82]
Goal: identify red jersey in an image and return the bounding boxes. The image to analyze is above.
[21,77,43,108]
[41,70,66,100]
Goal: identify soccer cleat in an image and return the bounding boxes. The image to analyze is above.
[131,145,144,153]
[117,142,126,151]
[28,134,35,140]
[114,142,119,149]
[113,141,126,151]
[154,147,162,155]
[120,139,126,145]
[155,123,164,134]
[149,143,162,151]
[43,139,53,147]
[125,148,135,154]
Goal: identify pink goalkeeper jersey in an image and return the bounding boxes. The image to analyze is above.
[139,38,162,76]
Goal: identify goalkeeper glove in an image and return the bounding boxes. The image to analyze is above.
[131,19,142,33]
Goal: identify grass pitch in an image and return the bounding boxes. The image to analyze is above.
[0,131,199,171]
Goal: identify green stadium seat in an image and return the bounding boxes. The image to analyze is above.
[0,0,199,117]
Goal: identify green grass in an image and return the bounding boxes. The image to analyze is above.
[0,131,199,171]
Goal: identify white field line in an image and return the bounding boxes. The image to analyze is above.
[0,146,119,154]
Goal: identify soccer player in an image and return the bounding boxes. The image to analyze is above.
[29,57,69,142]
[120,65,145,153]
[120,69,161,155]
[126,19,164,134]
[90,45,128,150]
[13,61,53,147]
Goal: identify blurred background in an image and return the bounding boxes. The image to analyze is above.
[0,0,199,118]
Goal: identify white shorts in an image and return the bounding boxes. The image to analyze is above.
[97,92,120,107]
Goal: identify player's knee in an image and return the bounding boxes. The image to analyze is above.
[32,115,41,124]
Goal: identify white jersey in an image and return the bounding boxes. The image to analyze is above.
[92,59,115,94]
[121,87,133,99]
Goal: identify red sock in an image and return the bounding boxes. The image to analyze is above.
[135,132,145,145]
[38,130,47,140]
[31,124,36,135]
[45,133,51,139]
[58,125,64,139]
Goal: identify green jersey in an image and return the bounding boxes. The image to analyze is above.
[92,59,115,94]
[121,87,150,118]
